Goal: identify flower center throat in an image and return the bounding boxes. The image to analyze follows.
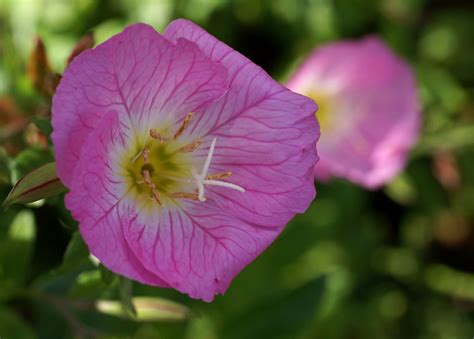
[123,112,245,209]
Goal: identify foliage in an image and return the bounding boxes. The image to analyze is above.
[0,0,473,338]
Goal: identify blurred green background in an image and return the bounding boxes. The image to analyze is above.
[0,0,474,338]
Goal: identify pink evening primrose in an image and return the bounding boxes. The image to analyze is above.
[51,20,319,301]
[287,37,420,189]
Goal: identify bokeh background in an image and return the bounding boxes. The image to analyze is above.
[1,0,474,338]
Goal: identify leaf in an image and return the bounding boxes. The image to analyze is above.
[67,32,95,65]
[30,116,53,141]
[13,147,54,181]
[99,264,117,286]
[414,124,474,155]
[61,232,89,269]
[0,306,36,339]
[96,297,192,322]
[0,150,11,184]
[119,277,137,318]
[222,276,326,339]
[4,162,67,208]
[0,210,36,284]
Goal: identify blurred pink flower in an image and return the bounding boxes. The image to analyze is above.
[287,37,420,189]
[52,20,319,301]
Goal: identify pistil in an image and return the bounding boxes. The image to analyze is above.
[127,113,244,207]
[191,138,245,202]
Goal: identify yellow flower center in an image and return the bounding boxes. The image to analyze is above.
[118,113,245,212]
[307,91,332,132]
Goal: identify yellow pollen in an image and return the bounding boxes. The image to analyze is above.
[150,129,165,142]
[174,112,193,140]
[207,171,232,180]
[169,192,200,200]
[178,137,202,153]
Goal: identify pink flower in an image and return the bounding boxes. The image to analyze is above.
[52,20,319,301]
[287,37,420,189]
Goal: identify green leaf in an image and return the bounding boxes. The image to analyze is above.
[222,276,326,339]
[13,148,54,181]
[99,264,117,286]
[96,297,192,322]
[30,116,52,141]
[414,124,474,155]
[0,150,11,184]
[61,232,89,269]
[0,306,36,339]
[119,277,137,318]
[3,162,66,208]
[0,210,36,284]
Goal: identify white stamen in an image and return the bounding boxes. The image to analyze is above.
[191,137,245,202]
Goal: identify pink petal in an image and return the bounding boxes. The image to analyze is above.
[65,111,169,287]
[52,23,227,187]
[287,37,420,189]
[165,19,319,225]
[60,20,320,301]
[123,199,281,301]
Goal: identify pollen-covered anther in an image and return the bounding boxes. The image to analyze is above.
[207,171,232,180]
[169,192,200,200]
[179,137,202,153]
[150,129,165,142]
[141,168,164,206]
[174,112,193,140]
[142,148,150,164]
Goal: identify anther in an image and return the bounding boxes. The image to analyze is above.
[141,168,164,206]
[178,137,202,153]
[169,192,200,200]
[174,112,193,140]
[150,129,165,142]
[150,187,164,206]
[142,148,150,164]
[207,171,232,180]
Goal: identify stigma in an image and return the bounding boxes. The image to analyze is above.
[191,138,245,202]
[126,112,245,208]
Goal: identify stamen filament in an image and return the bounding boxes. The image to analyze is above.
[131,149,143,164]
[131,133,150,163]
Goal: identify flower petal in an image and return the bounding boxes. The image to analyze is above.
[123,199,282,301]
[66,110,287,301]
[287,37,420,188]
[65,110,169,287]
[52,23,227,187]
[164,19,319,225]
